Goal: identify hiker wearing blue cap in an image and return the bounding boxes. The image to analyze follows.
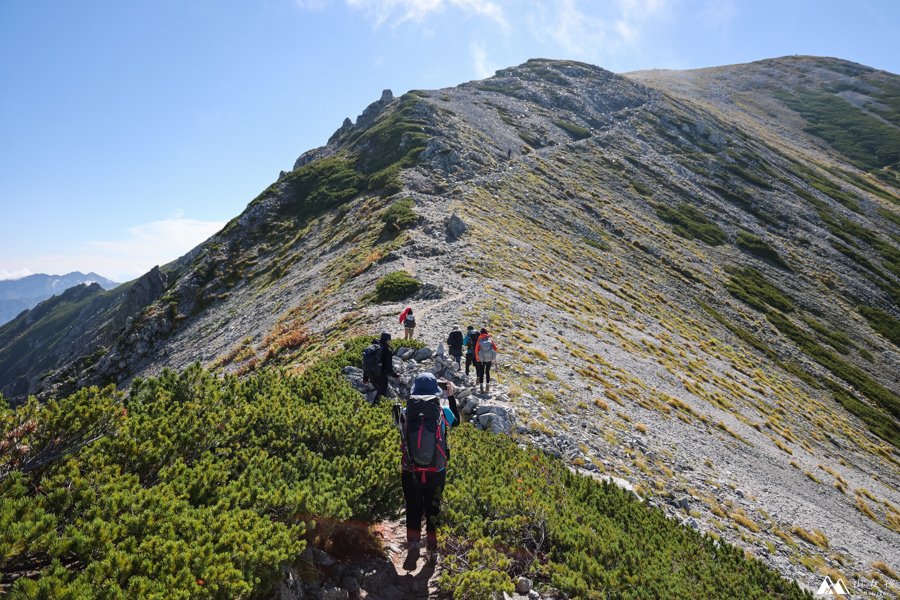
[393,372,460,568]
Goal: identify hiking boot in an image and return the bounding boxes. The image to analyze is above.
[402,546,420,571]
[479,385,484,394]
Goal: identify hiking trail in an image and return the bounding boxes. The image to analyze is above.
[358,518,442,599]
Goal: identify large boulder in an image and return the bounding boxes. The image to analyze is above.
[341,366,368,393]
[391,356,404,374]
[413,347,433,362]
[474,404,515,434]
[447,213,467,241]
[457,392,478,417]
[429,353,467,385]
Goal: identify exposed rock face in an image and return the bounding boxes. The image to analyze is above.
[117,266,167,326]
[446,213,466,241]
[357,89,394,128]
[292,145,331,170]
[326,118,354,146]
[327,89,394,145]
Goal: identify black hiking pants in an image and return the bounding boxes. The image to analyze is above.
[475,360,492,386]
[465,353,474,376]
[371,375,389,404]
[402,470,445,547]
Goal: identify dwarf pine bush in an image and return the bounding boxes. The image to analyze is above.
[381,198,418,232]
[0,344,400,597]
[440,426,810,599]
[2,337,810,598]
[375,270,420,302]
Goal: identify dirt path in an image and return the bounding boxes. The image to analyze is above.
[360,519,443,599]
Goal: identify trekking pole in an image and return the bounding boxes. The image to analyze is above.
[391,403,411,464]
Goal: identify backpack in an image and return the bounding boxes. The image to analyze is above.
[478,337,496,362]
[465,333,477,355]
[403,396,449,482]
[448,330,463,352]
[362,343,383,378]
[404,314,416,328]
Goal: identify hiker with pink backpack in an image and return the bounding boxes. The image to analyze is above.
[392,373,460,568]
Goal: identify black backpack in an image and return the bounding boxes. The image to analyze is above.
[362,343,383,378]
[465,333,477,355]
[404,314,416,328]
[448,330,463,351]
[403,396,448,480]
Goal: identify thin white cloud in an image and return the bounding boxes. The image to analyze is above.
[0,268,33,281]
[471,41,496,78]
[341,0,508,30]
[2,216,225,283]
[295,0,330,9]
[529,0,671,61]
[85,217,225,278]
[697,0,736,31]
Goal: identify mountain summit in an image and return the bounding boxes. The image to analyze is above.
[1,56,897,594]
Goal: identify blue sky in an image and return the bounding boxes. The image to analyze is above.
[2,0,898,282]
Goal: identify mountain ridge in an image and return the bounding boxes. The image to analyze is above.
[1,55,898,595]
[0,271,119,326]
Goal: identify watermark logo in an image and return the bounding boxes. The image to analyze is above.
[815,576,849,597]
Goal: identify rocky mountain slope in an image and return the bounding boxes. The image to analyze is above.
[0,272,118,326]
[1,56,897,595]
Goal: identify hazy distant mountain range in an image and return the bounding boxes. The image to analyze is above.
[0,272,119,325]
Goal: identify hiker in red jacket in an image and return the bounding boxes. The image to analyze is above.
[474,328,498,394]
[399,307,416,340]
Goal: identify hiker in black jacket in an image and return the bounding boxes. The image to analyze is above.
[363,332,399,404]
[446,326,464,368]
[462,325,477,377]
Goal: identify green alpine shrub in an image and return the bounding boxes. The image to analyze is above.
[375,270,420,302]
[381,198,417,232]
[0,352,400,597]
[654,203,726,246]
[439,426,810,599]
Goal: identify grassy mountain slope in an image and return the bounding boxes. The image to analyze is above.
[0,56,898,596]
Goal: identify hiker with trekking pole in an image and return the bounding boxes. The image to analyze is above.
[391,373,460,569]
[475,328,498,395]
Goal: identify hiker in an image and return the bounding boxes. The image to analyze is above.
[475,328,497,394]
[462,325,477,377]
[396,373,460,565]
[400,307,416,340]
[446,326,464,368]
[362,332,399,404]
